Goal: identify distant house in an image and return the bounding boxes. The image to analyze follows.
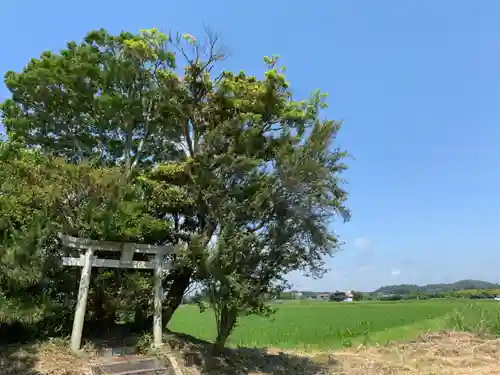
[343,290,354,302]
[316,293,330,300]
[328,290,356,302]
[494,295,500,301]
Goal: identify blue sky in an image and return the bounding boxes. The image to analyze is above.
[1,1,499,292]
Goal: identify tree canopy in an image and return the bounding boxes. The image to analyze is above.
[0,27,350,350]
[1,28,184,171]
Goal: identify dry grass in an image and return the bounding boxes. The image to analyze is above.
[2,332,500,375]
[313,331,500,375]
[0,339,92,375]
[162,331,500,375]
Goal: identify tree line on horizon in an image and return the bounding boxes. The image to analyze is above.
[261,280,500,303]
[373,279,500,295]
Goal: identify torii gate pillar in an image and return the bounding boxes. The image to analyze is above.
[59,234,171,353]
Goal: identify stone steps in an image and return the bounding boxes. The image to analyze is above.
[91,355,174,375]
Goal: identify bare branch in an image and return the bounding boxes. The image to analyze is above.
[171,27,229,156]
[173,26,228,71]
[183,282,201,298]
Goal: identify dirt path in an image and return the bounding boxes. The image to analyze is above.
[1,332,499,375]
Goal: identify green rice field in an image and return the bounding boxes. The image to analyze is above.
[167,299,500,350]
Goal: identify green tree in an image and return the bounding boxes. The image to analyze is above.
[1,28,183,173]
[0,28,229,329]
[330,291,347,302]
[0,142,170,334]
[1,28,350,351]
[171,52,350,351]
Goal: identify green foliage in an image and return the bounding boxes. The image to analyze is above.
[0,27,350,351]
[329,291,347,302]
[0,143,172,332]
[446,303,500,336]
[0,28,199,336]
[0,144,68,325]
[368,282,500,301]
[187,55,350,349]
[1,28,183,171]
[375,279,500,295]
[136,332,154,354]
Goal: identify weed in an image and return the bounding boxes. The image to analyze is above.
[136,332,154,354]
[445,302,500,337]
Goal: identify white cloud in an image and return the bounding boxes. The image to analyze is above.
[352,237,371,250]
[391,268,401,276]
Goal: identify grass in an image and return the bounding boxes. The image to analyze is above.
[168,299,500,351]
[4,299,500,374]
[445,301,500,335]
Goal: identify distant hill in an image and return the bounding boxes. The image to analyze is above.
[374,280,500,294]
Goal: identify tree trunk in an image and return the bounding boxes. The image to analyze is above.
[213,307,238,356]
[133,301,149,332]
[162,266,193,327]
[104,308,117,334]
[93,287,108,333]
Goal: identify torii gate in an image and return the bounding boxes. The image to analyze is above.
[59,234,174,353]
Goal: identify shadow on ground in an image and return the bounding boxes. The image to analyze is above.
[0,321,143,375]
[0,340,89,375]
[163,330,335,375]
[0,344,41,375]
[0,325,334,375]
[81,324,141,356]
